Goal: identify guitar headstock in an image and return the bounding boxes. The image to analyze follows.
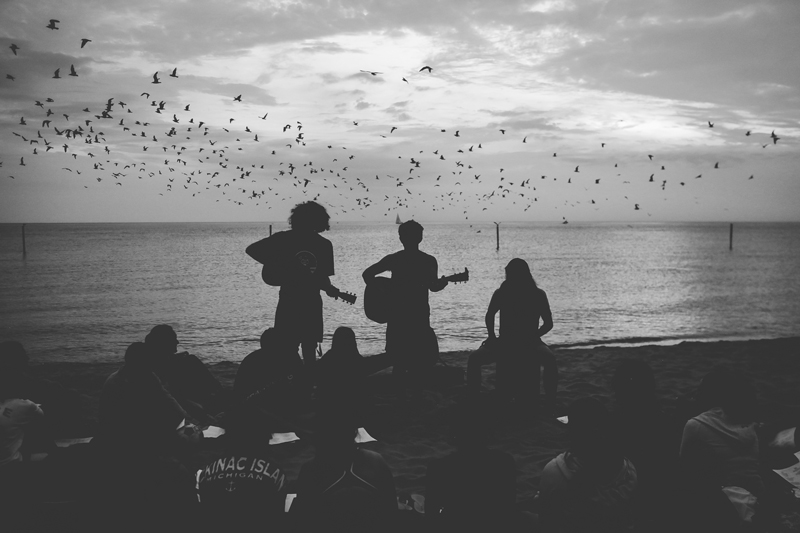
[443,268,469,284]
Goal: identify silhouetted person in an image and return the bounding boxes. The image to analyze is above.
[316,326,369,422]
[233,328,309,432]
[292,413,397,532]
[1,349,50,530]
[483,258,557,409]
[247,201,338,374]
[362,220,447,387]
[96,342,201,531]
[679,369,771,531]
[0,340,72,440]
[197,412,288,533]
[425,408,524,532]
[145,324,224,423]
[609,359,681,533]
[539,397,638,533]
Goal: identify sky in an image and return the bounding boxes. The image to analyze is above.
[1,0,798,223]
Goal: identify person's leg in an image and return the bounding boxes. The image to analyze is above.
[537,343,558,405]
[301,340,317,368]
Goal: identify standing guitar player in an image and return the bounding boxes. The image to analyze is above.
[362,220,448,388]
[246,201,338,376]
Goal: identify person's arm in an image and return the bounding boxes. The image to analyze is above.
[245,237,271,264]
[538,290,554,338]
[429,257,448,292]
[485,291,501,339]
[362,256,391,284]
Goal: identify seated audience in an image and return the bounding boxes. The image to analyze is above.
[609,359,681,532]
[145,324,224,422]
[292,413,397,532]
[197,412,288,533]
[538,397,638,533]
[679,369,770,531]
[316,326,369,420]
[94,342,200,529]
[234,328,310,430]
[425,407,524,531]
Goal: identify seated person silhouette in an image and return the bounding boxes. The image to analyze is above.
[478,258,557,409]
[425,407,525,532]
[145,324,224,423]
[538,397,638,533]
[0,340,72,443]
[197,411,288,533]
[316,326,370,421]
[234,328,309,432]
[95,342,201,529]
[292,413,397,533]
[609,359,682,533]
[1,352,51,528]
[362,220,447,388]
[679,369,771,531]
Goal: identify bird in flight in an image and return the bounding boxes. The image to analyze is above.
[69,64,78,77]
[9,44,19,55]
[359,70,382,76]
[53,68,61,79]
[419,66,433,73]
[47,19,60,30]
[170,68,178,78]
[234,95,242,102]
[152,72,161,84]
[80,39,92,48]
[707,121,714,128]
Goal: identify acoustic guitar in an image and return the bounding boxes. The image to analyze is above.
[364,268,469,324]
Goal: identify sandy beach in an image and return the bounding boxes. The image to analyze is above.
[23,337,800,529]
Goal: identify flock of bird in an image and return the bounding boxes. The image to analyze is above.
[2,17,786,220]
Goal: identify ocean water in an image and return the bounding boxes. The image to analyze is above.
[1,221,799,364]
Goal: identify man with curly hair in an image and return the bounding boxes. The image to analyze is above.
[247,201,337,374]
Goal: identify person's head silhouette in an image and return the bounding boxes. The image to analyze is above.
[398,220,423,249]
[145,324,179,358]
[504,258,535,285]
[331,326,358,354]
[289,201,330,233]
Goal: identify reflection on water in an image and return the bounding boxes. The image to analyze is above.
[1,222,798,363]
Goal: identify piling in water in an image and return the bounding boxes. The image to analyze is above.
[729,223,733,251]
[22,224,26,258]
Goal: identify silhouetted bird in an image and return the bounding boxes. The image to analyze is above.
[47,19,60,30]
[80,38,91,48]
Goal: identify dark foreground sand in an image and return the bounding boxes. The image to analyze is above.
[25,337,800,529]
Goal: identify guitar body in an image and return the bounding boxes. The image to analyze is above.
[364,276,393,324]
[364,269,468,324]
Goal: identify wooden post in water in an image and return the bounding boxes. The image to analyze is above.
[269,224,272,236]
[22,224,26,258]
[729,223,733,251]
[494,222,500,251]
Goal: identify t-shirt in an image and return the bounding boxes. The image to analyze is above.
[540,451,638,533]
[198,452,288,528]
[680,407,764,496]
[233,347,306,408]
[248,229,334,288]
[0,398,44,468]
[374,249,439,322]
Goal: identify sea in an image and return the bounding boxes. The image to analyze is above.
[1,221,799,364]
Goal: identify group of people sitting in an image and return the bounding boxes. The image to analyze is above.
[2,326,797,532]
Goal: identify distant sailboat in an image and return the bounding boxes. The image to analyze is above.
[395,214,402,224]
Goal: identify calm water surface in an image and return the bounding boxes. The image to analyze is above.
[1,222,798,363]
